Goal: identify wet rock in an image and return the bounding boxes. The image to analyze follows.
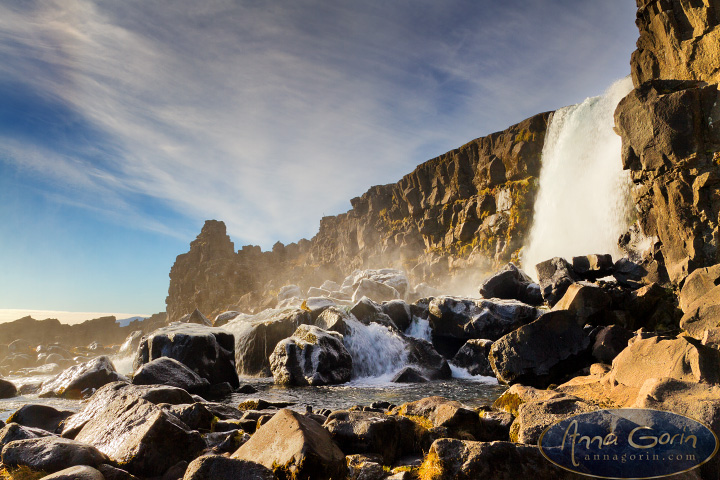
[232,409,347,480]
[420,439,582,479]
[350,297,398,330]
[40,465,105,480]
[512,395,595,444]
[608,336,720,389]
[183,454,273,480]
[391,366,427,383]
[118,331,144,357]
[225,308,312,376]
[0,378,17,399]
[72,389,206,477]
[0,423,53,449]
[164,403,215,431]
[345,454,386,480]
[179,309,212,327]
[450,339,494,377]
[382,300,413,332]
[205,429,250,454]
[269,325,352,386]
[403,336,452,380]
[1,437,109,474]
[571,254,613,280]
[97,464,140,480]
[591,325,634,364]
[324,410,416,464]
[133,323,239,388]
[132,357,211,394]
[428,296,539,341]
[352,278,401,303]
[479,263,542,305]
[552,282,612,325]
[535,257,579,306]
[7,404,74,434]
[61,382,195,438]
[314,306,352,336]
[489,310,591,388]
[38,356,128,399]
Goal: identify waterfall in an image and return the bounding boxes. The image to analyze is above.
[521,76,634,277]
[342,317,408,379]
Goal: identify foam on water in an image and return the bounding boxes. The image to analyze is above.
[405,317,432,342]
[343,317,408,379]
[522,76,635,278]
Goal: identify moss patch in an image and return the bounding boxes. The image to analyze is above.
[492,391,523,416]
[0,466,48,480]
[417,449,444,480]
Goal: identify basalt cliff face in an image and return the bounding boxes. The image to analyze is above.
[615,0,720,285]
[167,113,551,321]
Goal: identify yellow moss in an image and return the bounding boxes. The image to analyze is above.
[1,466,47,480]
[492,391,523,416]
[300,300,310,312]
[514,129,536,143]
[417,449,444,480]
[238,400,261,411]
[509,421,521,443]
[404,414,433,431]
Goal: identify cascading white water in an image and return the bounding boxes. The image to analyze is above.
[342,316,408,379]
[521,76,635,277]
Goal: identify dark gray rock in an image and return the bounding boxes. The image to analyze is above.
[0,423,53,449]
[479,263,542,305]
[0,378,17,399]
[404,336,452,380]
[179,309,212,327]
[183,454,273,480]
[1,437,109,474]
[451,339,494,377]
[314,306,352,336]
[164,403,215,431]
[489,310,591,388]
[38,356,128,399]
[6,404,74,434]
[428,296,539,341]
[205,429,250,454]
[133,323,239,388]
[591,325,634,364]
[269,325,352,386]
[382,300,413,332]
[98,464,140,480]
[324,410,417,464]
[535,257,579,306]
[391,366,428,383]
[132,356,211,394]
[571,254,614,280]
[350,297,398,330]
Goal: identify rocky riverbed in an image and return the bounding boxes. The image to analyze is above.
[0,253,718,479]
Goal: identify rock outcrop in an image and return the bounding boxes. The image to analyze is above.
[167,113,551,319]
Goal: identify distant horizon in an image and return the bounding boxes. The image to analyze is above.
[0,309,153,326]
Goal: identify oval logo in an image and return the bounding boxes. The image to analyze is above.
[538,409,718,479]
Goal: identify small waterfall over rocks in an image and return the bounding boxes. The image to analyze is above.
[342,317,408,379]
[522,77,635,277]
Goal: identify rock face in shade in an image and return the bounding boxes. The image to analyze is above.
[489,310,591,388]
[232,409,347,480]
[133,323,239,388]
[478,263,542,305]
[451,339,495,377]
[0,378,17,399]
[131,356,210,394]
[269,325,352,386]
[182,455,274,480]
[6,404,74,434]
[41,466,105,480]
[38,356,128,399]
[535,257,578,306]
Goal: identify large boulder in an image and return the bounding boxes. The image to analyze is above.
[419,439,582,479]
[131,356,211,394]
[352,278,401,303]
[72,388,206,477]
[0,378,17,399]
[182,454,274,480]
[511,395,595,444]
[608,336,720,389]
[679,264,720,312]
[571,254,613,280]
[403,336,452,380]
[314,306,352,336]
[450,339,494,377]
[489,310,591,388]
[224,308,312,376]
[535,257,579,306]
[591,325,634,364]
[231,409,347,480]
[38,356,127,399]
[40,465,105,480]
[6,404,74,434]
[343,269,409,299]
[0,423,53,449]
[428,297,539,341]
[323,410,417,464]
[478,263,542,305]
[680,284,720,340]
[382,300,413,332]
[551,282,612,325]
[1,437,109,474]
[269,325,352,386]
[133,323,239,388]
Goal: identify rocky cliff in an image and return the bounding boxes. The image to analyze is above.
[615,0,720,285]
[167,113,551,321]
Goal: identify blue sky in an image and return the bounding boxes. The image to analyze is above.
[0,0,638,316]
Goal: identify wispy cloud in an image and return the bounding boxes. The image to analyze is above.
[0,0,638,248]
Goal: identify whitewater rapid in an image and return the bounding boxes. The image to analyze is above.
[521,76,635,277]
